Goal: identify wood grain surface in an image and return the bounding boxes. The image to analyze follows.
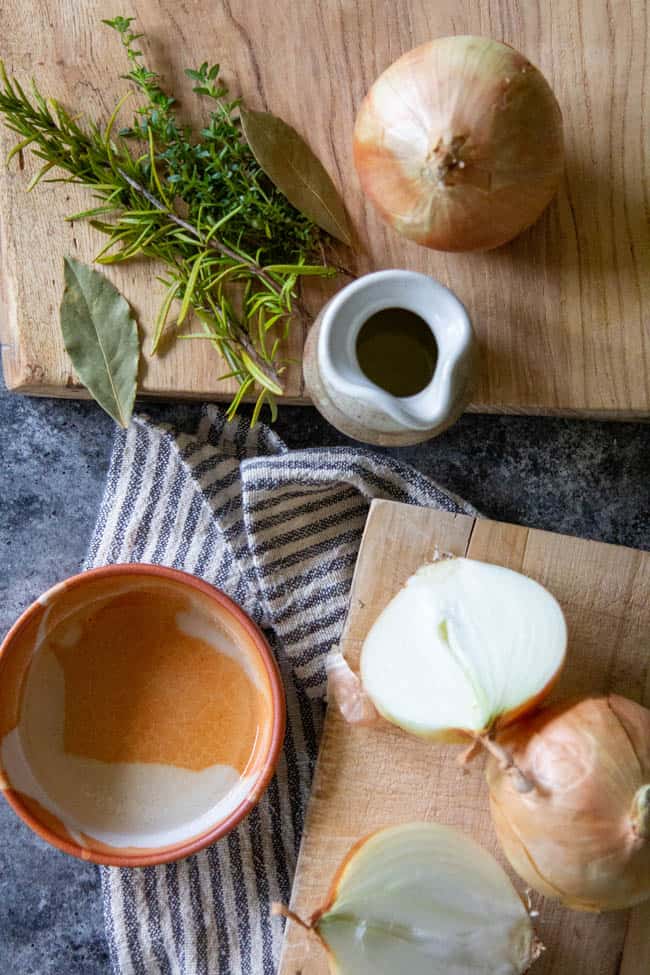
[1,0,649,415]
[279,500,650,975]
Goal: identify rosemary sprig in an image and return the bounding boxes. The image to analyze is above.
[0,15,337,418]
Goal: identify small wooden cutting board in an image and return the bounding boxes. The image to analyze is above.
[279,500,650,975]
[1,0,649,416]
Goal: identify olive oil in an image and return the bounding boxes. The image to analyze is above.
[355,308,438,397]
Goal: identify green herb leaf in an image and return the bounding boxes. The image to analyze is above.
[240,106,352,246]
[60,257,139,427]
[0,18,342,423]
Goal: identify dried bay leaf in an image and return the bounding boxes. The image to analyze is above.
[60,258,139,428]
[240,106,352,246]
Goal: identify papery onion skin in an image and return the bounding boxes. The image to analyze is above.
[326,649,380,726]
[353,36,564,251]
[487,694,650,912]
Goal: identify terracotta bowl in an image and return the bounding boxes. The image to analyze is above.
[0,564,285,866]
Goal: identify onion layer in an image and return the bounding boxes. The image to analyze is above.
[353,36,564,251]
[279,822,542,974]
[487,694,650,911]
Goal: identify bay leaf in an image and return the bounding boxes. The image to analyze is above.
[60,257,139,428]
[240,106,352,246]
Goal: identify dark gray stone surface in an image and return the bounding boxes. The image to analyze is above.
[0,383,112,975]
[0,376,648,973]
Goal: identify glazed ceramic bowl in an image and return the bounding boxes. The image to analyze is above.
[0,564,285,866]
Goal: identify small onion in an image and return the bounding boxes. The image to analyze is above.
[275,822,543,974]
[487,694,650,911]
[353,36,564,251]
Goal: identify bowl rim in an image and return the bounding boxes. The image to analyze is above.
[0,562,286,867]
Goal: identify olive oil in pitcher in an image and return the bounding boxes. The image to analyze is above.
[355,308,438,398]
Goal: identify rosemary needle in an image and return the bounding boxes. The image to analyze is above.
[0,15,336,420]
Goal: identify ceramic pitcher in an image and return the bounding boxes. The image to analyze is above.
[303,270,479,446]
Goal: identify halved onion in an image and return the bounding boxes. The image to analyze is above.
[360,558,566,740]
[282,822,542,974]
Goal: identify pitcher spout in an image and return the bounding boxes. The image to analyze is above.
[367,388,446,432]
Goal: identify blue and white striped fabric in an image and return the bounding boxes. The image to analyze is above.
[85,405,474,975]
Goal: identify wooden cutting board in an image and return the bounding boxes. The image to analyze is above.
[279,500,650,975]
[1,1,649,416]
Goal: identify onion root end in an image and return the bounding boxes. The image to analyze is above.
[476,733,535,793]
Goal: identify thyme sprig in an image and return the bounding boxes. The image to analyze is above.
[0,15,337,420]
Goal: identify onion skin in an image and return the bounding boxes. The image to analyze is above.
[309,830,372,926]
[489,663,565,735]
[353,36,564,251]
[487,695,650,911]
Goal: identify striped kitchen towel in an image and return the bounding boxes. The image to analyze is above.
[86,405,475,975]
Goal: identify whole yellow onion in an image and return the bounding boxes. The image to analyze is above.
[486,695,650,912]
[353,36,564,251]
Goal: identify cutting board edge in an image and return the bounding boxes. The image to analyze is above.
[4,373,650,421]
[365,499,650,560]
[0,375,312,408]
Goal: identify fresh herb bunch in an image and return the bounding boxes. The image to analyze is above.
[0,15,337,421]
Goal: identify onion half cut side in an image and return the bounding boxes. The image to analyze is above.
[306,823,542,974]
[360,558,566,740]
